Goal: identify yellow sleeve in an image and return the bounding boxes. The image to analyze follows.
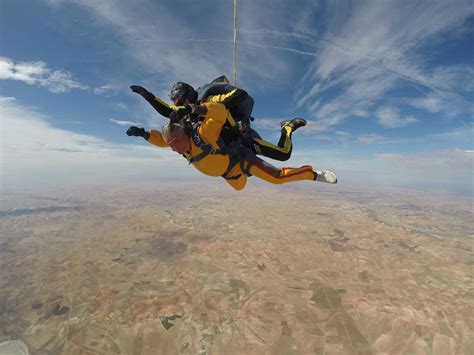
[198,103,227,143]
[154,97,182,111]
[147,129,169,147]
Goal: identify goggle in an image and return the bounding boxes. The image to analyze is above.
[172,97,185,106]
[169,91,186,106]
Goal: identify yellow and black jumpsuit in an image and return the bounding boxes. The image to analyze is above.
[141,90,296,162]
[146,102,314,191]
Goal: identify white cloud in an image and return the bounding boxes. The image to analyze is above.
[252,118,286,130]
[0,97,193,191]
[407,88,473,117]
[43,0,322,93]
[409,93,444,113]
[112,102,131,112]
[430,125,474,140]
[292,146,473,193]
[374,150,474,185]
[356,134,384,144]
[376,107,417,128]
[94,84,116,95]
[305,114,347,134]
[376,149,474,194]
[335,131,351,137]
[44,0,227,89]
[0,57,87,93]
[294,0,474,131]
[328,131,352,145]
[38,0,473,118]
[351,124,473,146]
[252,117,347,136]
[109,118,141,126]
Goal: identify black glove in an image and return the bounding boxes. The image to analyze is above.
[126,126,150,139]
[130,85,153,100]
[130,85,147,95]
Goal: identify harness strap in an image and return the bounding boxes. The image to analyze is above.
[221,145,256,180]
[221,156,242,180]
[187,123,227,164]
[187,122,256,180]
[240,159,254,177]
[187,145,226,164]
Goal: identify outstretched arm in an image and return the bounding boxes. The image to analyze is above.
[130,85,179,118]
[146,130,169,147]
[126,126,168,147]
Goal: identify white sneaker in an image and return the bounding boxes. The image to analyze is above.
[314,170,337,184]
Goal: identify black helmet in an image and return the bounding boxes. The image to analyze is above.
[169,82,197,104]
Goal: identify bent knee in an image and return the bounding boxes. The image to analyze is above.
[226,178,247,191]
[232,183,246,191]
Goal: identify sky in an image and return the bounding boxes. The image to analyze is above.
[0,0,473,194]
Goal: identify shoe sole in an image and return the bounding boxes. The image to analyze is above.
[281,118,307,129]
[291,118,307,127]
[316,171,337,184]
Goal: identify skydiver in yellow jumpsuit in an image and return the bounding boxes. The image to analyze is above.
[126,101,337,191]
[130,83,305,162]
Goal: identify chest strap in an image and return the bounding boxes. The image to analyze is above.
[187,123,227,164]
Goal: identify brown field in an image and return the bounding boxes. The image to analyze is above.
[0,181,472,354]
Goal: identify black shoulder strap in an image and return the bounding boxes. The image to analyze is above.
[187,123,227,164]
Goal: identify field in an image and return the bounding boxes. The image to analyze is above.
[1,181,472,354]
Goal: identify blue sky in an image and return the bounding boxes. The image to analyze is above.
[1,0,473,193]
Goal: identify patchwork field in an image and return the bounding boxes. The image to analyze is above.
[1,181,472,354]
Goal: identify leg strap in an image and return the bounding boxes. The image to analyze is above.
[221,145,257,180]
[221,156,242,180]
[240,159,254,177]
